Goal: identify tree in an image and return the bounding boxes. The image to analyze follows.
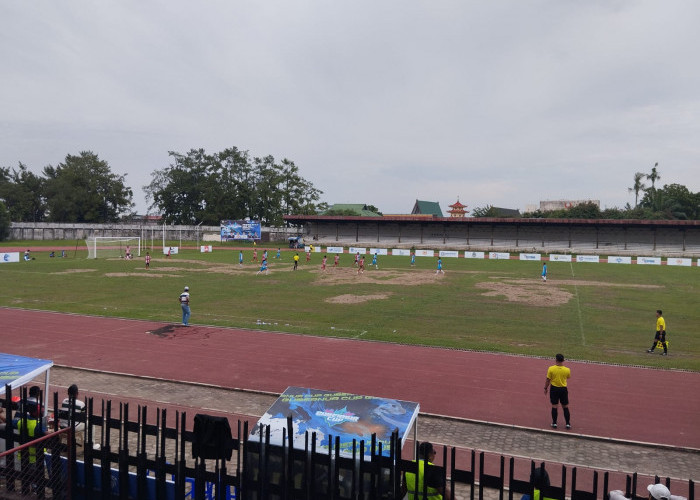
[0,163,46,222]
[43,152,134,222]
[471,205,496,217]
[0,200,10,241]
[145,147,324,225]
[646,163,661,189]
[628,172,647,208]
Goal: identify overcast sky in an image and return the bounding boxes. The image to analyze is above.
[2,1,699,216]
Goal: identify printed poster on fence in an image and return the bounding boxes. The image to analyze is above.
[220,220,261,241]
[250,386,419,458]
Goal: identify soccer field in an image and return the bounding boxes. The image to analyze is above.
[2,242,698,371]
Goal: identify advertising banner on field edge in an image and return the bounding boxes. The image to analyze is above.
[549,254,572,262]
[1,252,20,263]
[637,257,661,265]
[608,256,632,264]
[220,220,261,241]
[667,258,692,267]
[250,386,419,458]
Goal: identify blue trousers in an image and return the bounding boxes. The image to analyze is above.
[181,304,191,326]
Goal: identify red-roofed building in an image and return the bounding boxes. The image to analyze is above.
[447,199,469,217]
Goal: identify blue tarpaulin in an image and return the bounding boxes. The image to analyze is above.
[0,352,53,390]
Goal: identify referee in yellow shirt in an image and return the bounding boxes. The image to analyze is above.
[544,354,571,429]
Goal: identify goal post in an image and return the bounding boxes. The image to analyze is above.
[85,237,141,259]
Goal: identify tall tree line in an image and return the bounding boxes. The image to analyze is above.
[144,147,323,226]
[0,152,133,224]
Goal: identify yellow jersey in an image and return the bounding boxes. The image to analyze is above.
[546,365,570,388]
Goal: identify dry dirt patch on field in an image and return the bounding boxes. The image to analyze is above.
[325,293,392,304]
[105,272,179,278]
[313,268,444,286]
[476,282,572,307]
[51,269,98,275]
[476,279,662,307]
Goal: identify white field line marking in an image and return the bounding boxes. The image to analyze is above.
[569,261,586,346]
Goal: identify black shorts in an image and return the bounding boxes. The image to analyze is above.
[549,386,569,406]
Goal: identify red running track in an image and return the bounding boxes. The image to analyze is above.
[1,307,698,449]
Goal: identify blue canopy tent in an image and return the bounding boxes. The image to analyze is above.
[0,352,53,419]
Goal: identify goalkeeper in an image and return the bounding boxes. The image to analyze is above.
[647,309,667,355]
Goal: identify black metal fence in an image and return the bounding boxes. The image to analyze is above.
[1,389,696,500]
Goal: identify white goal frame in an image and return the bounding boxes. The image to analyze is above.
[85,237,141,259]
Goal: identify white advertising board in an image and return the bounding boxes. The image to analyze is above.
[667,258,692,267]
[163,246,179,255]
[416,249,435,257]
[636,257,661,265]
[439,250,459,258]
[369,248,389,256]
[489,252,510,260]
[200,245,213,253]
[392,249,411,256]
[576,255,599,263]
[1,252,20,263]
[519,253,541,261]
[349,247,366,255]
[326,246,344,254]
[464,251,485,259]
[549,254,572,262]
[608,256,632,264]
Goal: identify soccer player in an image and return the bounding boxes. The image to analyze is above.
[371,252,378,269]
[436,257,444,274]
[333,254,339,270]
[145,252,151,269]
[541,262,547,282]
[410,252,416,267]
[353,252,360,267]
[544,353,571,429]
[357,256,365,274]
[293,253,299,270]
[239,250,244,266]
[321,255,327,272]
[256,258,268,275]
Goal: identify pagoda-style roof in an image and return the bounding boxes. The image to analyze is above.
[447,198,469,217]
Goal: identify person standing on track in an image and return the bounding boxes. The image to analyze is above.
[145,252,151,270]
[541,262,547,282]
[647,309,668,355]
[179,286,191,326]
[436,257,444,275]
[544,353,571,429]
[239,250,244,267]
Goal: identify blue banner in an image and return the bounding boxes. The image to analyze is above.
[220,220,261,241]
[251,386,419,458]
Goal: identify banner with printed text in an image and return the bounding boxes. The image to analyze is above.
[220,220,261,241]
[251,386,419,458]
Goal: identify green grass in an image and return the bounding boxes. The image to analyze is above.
[2,241,698,371]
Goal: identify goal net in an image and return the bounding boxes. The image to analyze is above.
[85,237,141,259]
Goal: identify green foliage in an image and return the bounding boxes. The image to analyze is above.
[471,205,517,218]
[0,163,46,222]
[145,148,323,225]
[43,152,134,222]
[324,209,362,216]
[364,205,383,216]
[0,201,10,240]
